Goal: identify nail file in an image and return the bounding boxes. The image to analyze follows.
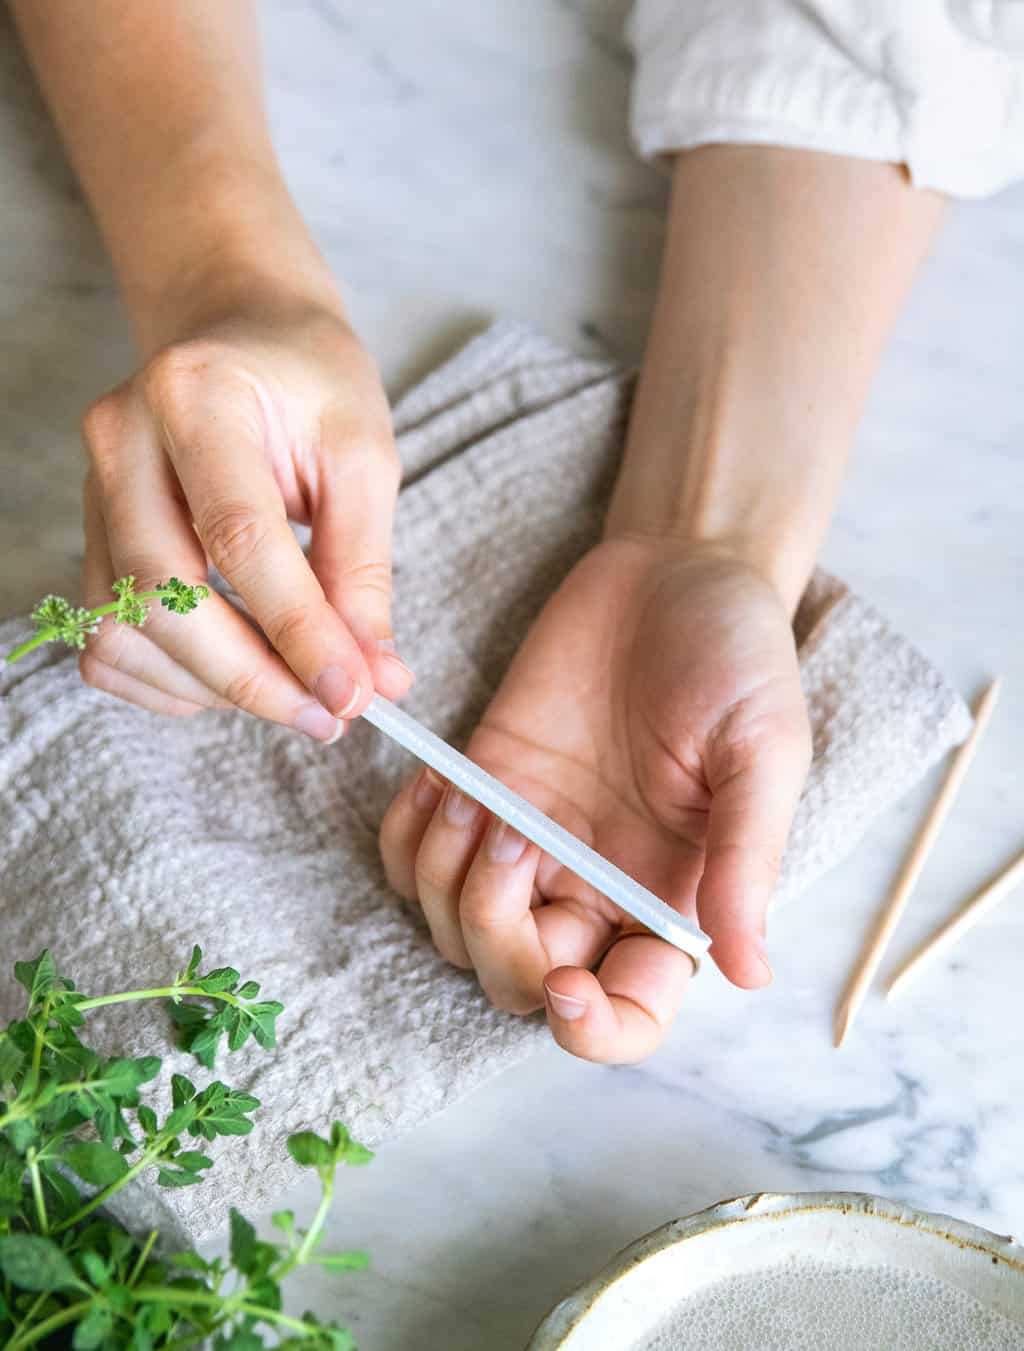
[359,694,712,963]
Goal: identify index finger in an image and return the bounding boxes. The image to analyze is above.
[163,396,373,719]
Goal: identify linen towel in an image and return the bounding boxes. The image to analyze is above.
[0,321,972,1243]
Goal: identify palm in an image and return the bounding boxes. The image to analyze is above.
[381,536,811,1062]
[464,537,809,975]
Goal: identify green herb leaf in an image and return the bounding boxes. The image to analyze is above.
[137,1105,158,1138]
[214,1329,264,1351]
[171,1073,197,1108]
[173,1150,213,1173]
[229,1208,259,1274]
[330,1122,374,1167]
[0,1234,79,1291]
[0,1033,23,1084]
[98,1056,162,1097]
[79,1250,110,1287]
[287,1131,333,1170]
[194,967,240,995]
[63,1141,131,1187]
[156,1167,203,1188]
[159,576,210,615]
[39,1160,84,1218]
[14,950,57,1007]
[72,1302,113,1349]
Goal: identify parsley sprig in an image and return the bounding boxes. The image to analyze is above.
[5,576,209,665]
[0,947,370,1350]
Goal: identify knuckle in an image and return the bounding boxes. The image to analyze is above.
[338,558,393,599]
[223,668,267,715]
[84,624,130,674]
[414,855,457,902]
[265,604,315,654]
[78,651,115,692]
[326,430,402,490]
[140,341,218,412]
[198,504,269,577]
[80,393,127,471]
[485,986,541,1017]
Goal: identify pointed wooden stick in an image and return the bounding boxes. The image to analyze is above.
[832,678,1001,1048]
[886,847,1024,999]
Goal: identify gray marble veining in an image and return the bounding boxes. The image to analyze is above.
[1,2,1022,1348]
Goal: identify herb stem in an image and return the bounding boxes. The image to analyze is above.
[127,1229,159,1287]
[4,590,170,666]
[0,1077,126,1131]
[5,1299,94,1351]
[76,985,243,1012]
[131,1285,325,1335]
[25,1150,48,1234]
[3,634,47,664]
[274,1175,334,1283]
[52,1147,160,1235]
[16,1292,50,1330]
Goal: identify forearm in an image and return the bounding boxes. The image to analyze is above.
[10,0,341,355]
[606,146,944,611]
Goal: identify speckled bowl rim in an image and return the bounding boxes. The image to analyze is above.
[526,1191,1024,1350]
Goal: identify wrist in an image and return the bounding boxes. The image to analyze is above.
[114,154,345,355]
[602,522,812,616]
[605,354,832,615]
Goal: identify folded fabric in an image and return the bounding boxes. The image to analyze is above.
[0,321,971,1244]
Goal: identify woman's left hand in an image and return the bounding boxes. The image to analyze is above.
[380,535,811,1063]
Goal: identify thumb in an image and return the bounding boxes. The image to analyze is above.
[696,715,811,988]
[308,427,413,703]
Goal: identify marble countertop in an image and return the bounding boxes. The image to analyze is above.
[1,2,1022,1347]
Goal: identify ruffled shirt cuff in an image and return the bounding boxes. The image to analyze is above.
[628,0,1024,197]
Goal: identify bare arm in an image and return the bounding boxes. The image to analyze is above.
[11,1,411,732]
[380,147,945,1061]
[608,146,944,610]
[10,0,335,353]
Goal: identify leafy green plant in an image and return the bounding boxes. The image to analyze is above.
[4,576,209,666]
[0,947,371,1349]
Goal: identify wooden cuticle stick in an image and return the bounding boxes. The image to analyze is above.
[886,846,1024,1000]
[832,678,1001,1048]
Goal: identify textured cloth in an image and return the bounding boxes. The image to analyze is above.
[628,0,1024,197]
[0,321,971,1243]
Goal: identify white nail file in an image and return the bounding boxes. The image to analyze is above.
[360,694,711,963]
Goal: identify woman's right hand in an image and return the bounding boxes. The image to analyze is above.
[79,301,412,738]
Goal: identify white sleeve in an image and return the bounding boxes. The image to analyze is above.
[627,0,1024,197]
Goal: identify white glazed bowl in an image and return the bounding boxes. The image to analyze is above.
[526,1192,1024,1351]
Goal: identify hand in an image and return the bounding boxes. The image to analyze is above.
[381,537,811,1063]
[78,302,412,735]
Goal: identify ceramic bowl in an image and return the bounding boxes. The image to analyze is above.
[526,1191,1024,1350]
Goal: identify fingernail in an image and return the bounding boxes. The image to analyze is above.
[544,985,587,1022]
[376,638,413,678]
[316,665,361,718]
[487,821,527,865]
[294,702,342,742]
[414,767,445,811]
[443,785,478,827]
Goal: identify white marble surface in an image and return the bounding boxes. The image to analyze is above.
[1,2,1023,1348]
